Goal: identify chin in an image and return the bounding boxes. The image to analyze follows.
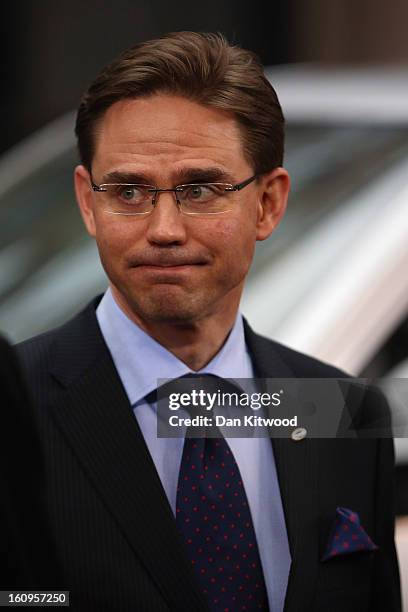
[137,305,204,325]
[131,290,214,324]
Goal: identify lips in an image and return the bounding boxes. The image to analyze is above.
[130,256,209,268]
[135,263,205,275]
[128,250,211,270]
[137,262,205,268]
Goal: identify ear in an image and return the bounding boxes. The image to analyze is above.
[74,165,97,237]
[255,167,290,241]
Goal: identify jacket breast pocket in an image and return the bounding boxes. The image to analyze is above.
[313,552,376,611]
[318,550,376,591]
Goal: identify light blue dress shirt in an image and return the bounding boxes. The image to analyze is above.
[97,288,291,611]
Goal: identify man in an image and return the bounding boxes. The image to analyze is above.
[17,32,400,611]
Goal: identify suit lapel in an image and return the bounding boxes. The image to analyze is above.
[244,320,320,612]
[49,300,208,612]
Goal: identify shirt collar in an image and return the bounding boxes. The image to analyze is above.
[96,288,254,406]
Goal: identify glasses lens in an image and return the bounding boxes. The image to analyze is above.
[98,184,153,215]
[179,183,232,215]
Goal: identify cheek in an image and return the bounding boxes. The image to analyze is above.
[94,216,140,253]
[92,218,137,276]
[208,217,257,270]
[209,213,256,241]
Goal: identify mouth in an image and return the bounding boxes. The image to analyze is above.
[132,256,208,268]
[130,261,208,282]
[138,262,205,268]
[135,262,206,274]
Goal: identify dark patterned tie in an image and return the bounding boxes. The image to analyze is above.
[171,375,269,611]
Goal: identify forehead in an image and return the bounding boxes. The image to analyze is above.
[92,95,250,179]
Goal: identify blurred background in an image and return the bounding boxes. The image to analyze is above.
[1,0,408,605]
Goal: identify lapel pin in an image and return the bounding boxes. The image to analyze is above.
[291,427,307,441]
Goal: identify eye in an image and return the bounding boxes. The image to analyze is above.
[184,184,221,203]
[115,185,145,203]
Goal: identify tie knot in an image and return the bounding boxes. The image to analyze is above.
[148,374,241,401]
[163,373,231,395]
[146,374,243,418]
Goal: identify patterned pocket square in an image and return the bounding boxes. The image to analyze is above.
[322,506,378,561]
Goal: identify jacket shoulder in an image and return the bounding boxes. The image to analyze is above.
[262,335,349,377]
[243,319,350,378]
[16,327,61,375]
[15,296,103,384]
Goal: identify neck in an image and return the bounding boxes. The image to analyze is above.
[110,289,240,371]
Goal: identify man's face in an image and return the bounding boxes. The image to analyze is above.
[75,94,288,326]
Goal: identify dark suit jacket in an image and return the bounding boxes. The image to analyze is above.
[16,297,401,611]
[0,336,59,590]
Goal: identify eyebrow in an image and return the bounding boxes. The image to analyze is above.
[100,171,153,184]
[174,167,233,184]
[99,167,234,186]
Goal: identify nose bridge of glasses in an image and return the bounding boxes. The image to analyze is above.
[150,187,182,207]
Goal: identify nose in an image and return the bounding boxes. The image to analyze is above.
[145,190,188,246]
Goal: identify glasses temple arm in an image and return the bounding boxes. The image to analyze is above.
[232,174,258,191]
